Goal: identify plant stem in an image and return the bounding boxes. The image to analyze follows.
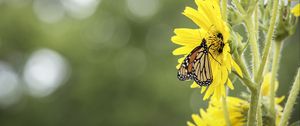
[279,68,300,126]
[249,2,279,124]
[255,0,280,83]
[254,7,259,46]
[234,50,251,78]
[254,7,263,125]
[263,53,271,75]
[232,53,261,126]
[257,94,263,126]
[269,41,283,126]
[232,0,246,15]
[247,88,259,126]
[232,51,259,126]
[255,82,263,125]
[222,96,231,126]
[222,0,227,21]
[233,51,256,90]
[245,18,260,78]
[233,70,256,91]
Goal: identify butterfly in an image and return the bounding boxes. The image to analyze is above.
[177,38,213,86]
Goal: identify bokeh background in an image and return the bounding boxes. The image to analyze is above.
[0,0,299,126]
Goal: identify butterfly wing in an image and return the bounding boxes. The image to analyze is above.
[177,46,202,81]
[177,39,213,86]
[192,46,213,86]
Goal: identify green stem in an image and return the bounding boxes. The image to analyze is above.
[247,88,259,126]
[222,0,228,21]
[238,58,251,79]
[222,96,231,126]
[257,94,263,126]
[255,0,280,83]
[269,41,283,126]
[233,51,256,90]
[245,18,260,78]
[263,53,271,75]
[232,52,259,126]
[279,68,300,126]
[255,6,262,126]
[232,0,246,15]
[234,50,251,78]
[233,71,256,92]
[254,7,259,45]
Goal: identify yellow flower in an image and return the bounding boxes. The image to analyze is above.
[171,0,242,100]
[187,97,249,126]
[261,73,285,125]
[291,4,300,17]
[186,73,286,126]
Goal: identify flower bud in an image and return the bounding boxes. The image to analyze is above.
[275,3,298,42]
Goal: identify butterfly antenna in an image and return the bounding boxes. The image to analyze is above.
[208,52,221,65]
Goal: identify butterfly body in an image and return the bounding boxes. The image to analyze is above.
[216,33,225,53]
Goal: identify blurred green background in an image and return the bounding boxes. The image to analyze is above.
[0,0,299,126]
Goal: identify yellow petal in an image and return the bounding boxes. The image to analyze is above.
[210,60,221,89]
[261,73,271,96]
[199,109,207,118]
[201,86,207,93]
[191,114,202,125]
[196,0,222,29]
[227,79,234,90]
[275,96,285,104]
[187,121,196,126]
[171,36,198,46]
[221,65,228,85]
[178,57,185,63]
[176,63,181,69]
[176,57,185,69]
[214,0,220,5]
[203,86,214,100]
[171,28,202,46]
[225,53,232,72]
[174,28,201,38]
[221,84,226,96]
[291,4,300,17]
[172,46,194,55]
[191,82,201,88]
[183,7,211,29]
[261,72,281,96]
[214,85,221,100]
[232,59,243,77]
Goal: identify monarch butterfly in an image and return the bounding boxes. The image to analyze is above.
[177,38,213,86]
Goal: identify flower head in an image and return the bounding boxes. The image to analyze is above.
[275,2,298,41]
[171,0,242,100]
[186,73,286,126]
[187,97,249,126]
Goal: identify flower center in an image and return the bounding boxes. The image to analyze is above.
[207,32,225,54]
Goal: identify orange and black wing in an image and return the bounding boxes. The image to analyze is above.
[192,41,213,86]
[177,46,203,81]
